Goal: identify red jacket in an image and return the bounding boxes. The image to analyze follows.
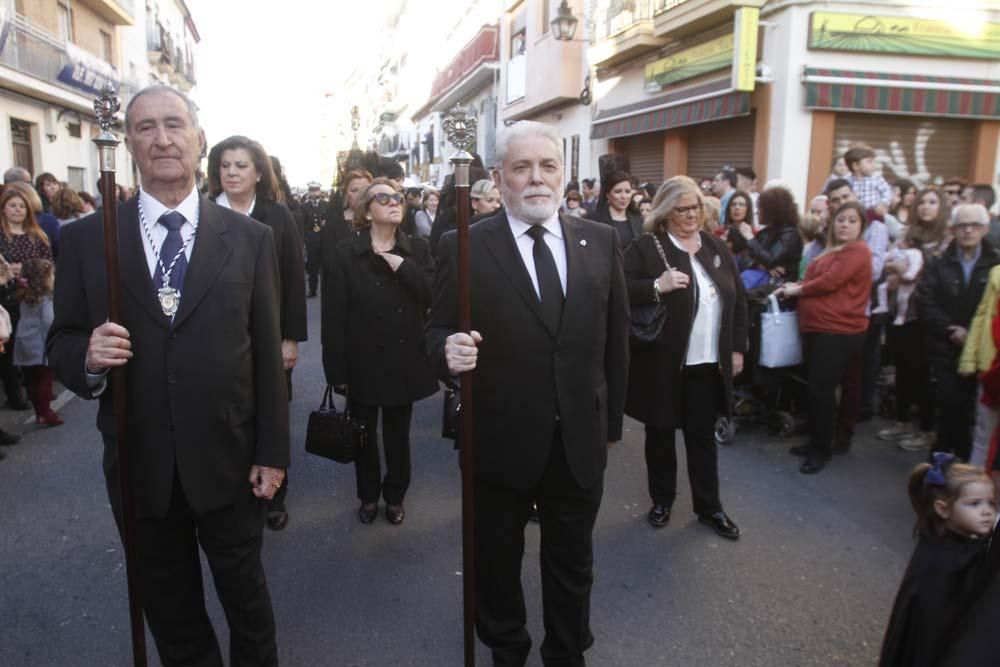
[798,241,873,335]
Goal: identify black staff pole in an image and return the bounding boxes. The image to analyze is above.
[443,104,478,667]
[93,81,147,667]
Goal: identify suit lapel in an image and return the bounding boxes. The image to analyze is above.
[481,212,553,337]
[118,198,169,328]
[171,198,232,330]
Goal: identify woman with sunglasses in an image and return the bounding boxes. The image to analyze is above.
[323,178,438,525]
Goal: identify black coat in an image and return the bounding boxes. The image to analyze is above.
[322,227,438,406]
[245,199,308,342]
[917,240,1000,374]
[47,197,289,518]
[320,203,359,274]
[729,223,802,278]
[624,230,748,430]
[592,207,643,248]
[425,211,630,492]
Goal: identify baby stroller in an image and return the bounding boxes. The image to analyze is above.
[716,284,807,445]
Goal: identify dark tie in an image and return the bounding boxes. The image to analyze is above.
[527,225,563,333]
[152,211,188,293]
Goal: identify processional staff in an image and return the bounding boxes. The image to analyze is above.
[93,81,147,667]
[442,104,478,667]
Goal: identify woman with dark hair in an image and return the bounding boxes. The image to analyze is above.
[0,183,53,415]
[776,202,873,474]
[34,173,60,214]
[593,170,643,247]
[208,135,308,530]
[729,186,802,287]
[324,177,438,525]
[624,176,747,539]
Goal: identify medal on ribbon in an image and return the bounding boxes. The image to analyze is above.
[158,287,180,317]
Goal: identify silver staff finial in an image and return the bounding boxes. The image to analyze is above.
[443,104,477,154]
[94,81,121,134]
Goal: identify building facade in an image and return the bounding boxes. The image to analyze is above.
[586,0,1000,204]
[0,0,199,192]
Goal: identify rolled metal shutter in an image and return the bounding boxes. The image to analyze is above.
[620,131,665,185]
[686,113,756,182]
[833,113,975,186]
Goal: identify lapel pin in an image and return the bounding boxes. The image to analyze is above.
[580,239,587,247]
[713,255,721,268]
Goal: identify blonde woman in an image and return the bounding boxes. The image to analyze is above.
[624,175,747,538]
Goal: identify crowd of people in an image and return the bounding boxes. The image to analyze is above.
[2,80,997,666]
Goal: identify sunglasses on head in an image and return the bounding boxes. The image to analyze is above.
[370,192,404,206]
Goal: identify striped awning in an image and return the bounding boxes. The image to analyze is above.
[591,81,751,140]
[803,68,1000,119]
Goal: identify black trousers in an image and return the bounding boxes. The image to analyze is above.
[803,332,866,458]
[859,317,882,417]
[305,243,321,295]
[475,435,603,667]
[0,302,23,404]
[102,451,277,667]
[349,401,413,505]
[644,363,723,516]
[936,365,977,460]
[888,322,934,431]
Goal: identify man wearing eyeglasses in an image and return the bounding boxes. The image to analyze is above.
[942,177,967,209]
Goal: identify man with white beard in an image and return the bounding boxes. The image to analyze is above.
[426,121,630,667]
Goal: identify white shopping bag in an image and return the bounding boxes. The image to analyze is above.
[759,294,802,368]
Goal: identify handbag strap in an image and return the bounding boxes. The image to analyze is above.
[650,234,672,271]
[320,385,338,414]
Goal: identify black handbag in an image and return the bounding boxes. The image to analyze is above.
[441,377,461,444]
[630,234,672,345]
[305,386,368,463]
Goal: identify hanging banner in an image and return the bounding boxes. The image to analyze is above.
[809,12,1000,59]
[57,42,120,97]
[732,7,759,92]
[645,35,733,91]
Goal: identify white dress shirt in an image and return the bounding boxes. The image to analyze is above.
[87,186,200,394]
[214,191,256,218]
[508,212,567,299]
[669,232,720,365]
[138,186,200,280]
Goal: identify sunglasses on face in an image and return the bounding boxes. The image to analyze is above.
[370,192,404,206]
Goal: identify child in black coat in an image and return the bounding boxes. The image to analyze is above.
[880,453,998,666]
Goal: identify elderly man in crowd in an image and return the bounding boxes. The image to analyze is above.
[47,85,288,667]
[919,203,1000,459]
[427,120,629,667]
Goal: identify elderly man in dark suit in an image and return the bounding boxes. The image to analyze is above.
[426,121,629,667]
[47,85,288,667]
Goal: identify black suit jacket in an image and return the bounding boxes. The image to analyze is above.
[47,197,289,518]
[425,211,629,491]
[248,199,308,342]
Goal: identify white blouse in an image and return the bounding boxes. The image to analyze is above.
[669,233,720,366]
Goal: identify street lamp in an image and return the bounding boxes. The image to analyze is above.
[551,0,578,41]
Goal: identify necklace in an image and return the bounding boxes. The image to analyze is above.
[138,201,197,317]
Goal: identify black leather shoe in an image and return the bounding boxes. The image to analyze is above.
[800,457,826,475]
[266,511,289,531]
[0,429,20,445]
[358,502,378,524]
[789,444,810,457]
[527,501,539,524]
[647,504,671,528]
[698,511,740,540]
[386,504,405,525]
[5,399,29,411]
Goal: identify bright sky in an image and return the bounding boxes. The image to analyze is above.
[189,0,393,187]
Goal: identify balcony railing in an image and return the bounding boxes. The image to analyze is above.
[592,0,694,43]
[0,12,124,103]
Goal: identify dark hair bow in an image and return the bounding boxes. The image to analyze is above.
[925,451,956,487]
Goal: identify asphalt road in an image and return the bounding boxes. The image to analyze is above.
[0,297,924,666]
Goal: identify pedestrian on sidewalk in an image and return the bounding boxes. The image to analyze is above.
[12,258,60,426]
[776,201,872,474]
